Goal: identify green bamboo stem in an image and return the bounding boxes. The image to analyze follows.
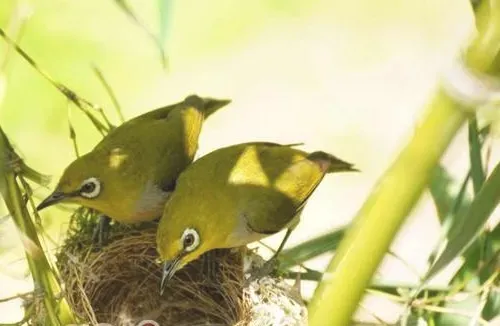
[0,128,77,325]
[309,1,500,324]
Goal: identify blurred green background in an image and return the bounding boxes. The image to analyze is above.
[0,0,498,324]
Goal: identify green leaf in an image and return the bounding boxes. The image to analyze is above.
[429,165,471,221]
[279,227,346,270]
[426,162,500,280]
[427,165,471,266]
[468,118,486,194]
[19,162,51,186]
[484,288,500,321]
[481,224,500,320]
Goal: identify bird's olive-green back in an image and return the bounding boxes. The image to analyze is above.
[161,142,328,245]
[92,102,201,189]
[57,99,206,222]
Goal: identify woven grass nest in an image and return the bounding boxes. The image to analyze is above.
[55,208,307,326]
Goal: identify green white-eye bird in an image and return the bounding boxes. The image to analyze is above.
[156,142,357,293]
[37,95,230,244]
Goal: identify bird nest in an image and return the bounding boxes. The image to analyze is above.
[55,208,307,326]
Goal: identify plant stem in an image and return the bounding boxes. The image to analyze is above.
[0,127,77,325]
[309,1,500,324]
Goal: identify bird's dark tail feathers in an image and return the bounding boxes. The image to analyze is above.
[203,97,232,117]
[307,151,359,173]
[183,94,232,118]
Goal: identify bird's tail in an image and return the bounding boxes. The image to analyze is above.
[183,95,231,118]
[203,97,232,117]
[307,151,359,173]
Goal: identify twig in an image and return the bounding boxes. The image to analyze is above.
[0,1,30,71]
[388,250,424,282]
[0,291,32,303]
[67,100,80,157]
[358,303,390,325]
[113,0,168,70]
[0,27,110,135]
[413,303,489,325]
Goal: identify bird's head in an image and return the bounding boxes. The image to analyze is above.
[37,152,113,214]
[156,200,224,295]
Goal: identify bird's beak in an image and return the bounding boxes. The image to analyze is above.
[160,255,182,295]
[36,191,67,211]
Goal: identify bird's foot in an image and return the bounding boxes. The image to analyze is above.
[201,250,219,283]
[247,256,280,283]
[91,215,112,249]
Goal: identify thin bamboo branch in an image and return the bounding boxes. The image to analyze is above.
[0,127,77,325]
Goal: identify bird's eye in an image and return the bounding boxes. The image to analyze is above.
[181,228,200,252]
[81,182,95,193]
[79,177,101,199]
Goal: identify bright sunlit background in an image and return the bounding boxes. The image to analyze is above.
[0,0,498,324]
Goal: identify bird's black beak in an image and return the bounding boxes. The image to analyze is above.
[160,255,182,295]
[36,191,66,211]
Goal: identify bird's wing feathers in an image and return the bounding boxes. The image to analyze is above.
[240,144,326,235]
[93,97,206,191]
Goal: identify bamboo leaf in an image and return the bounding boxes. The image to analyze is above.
[279,227,346,270]
[426,124,491,281]
[468,118,486,194]
[481,225,500,320]
[429,165,460,221]
[429,164,471,223]
[426,162,500,279]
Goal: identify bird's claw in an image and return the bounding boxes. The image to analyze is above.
[247,256,280,283]
[91,215,111,249]
[201,250,219,283]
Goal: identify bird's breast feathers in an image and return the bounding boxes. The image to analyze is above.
[126,180,171,223]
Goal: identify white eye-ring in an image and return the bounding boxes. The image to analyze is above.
[181,228,200,253]
[79,177,101,199]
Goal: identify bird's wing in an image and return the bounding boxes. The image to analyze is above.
[239,145,326,235]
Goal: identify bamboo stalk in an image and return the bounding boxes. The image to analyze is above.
[309,1,500,325]
[0,127,77,325]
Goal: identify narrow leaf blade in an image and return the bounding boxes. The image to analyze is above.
[279,227,346,270]
[426,162,500,279]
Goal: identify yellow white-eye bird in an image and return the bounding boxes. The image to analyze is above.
[37,95,230,244]
[156,142,357,293]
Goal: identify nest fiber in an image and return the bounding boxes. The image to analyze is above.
[55,209,306,326]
